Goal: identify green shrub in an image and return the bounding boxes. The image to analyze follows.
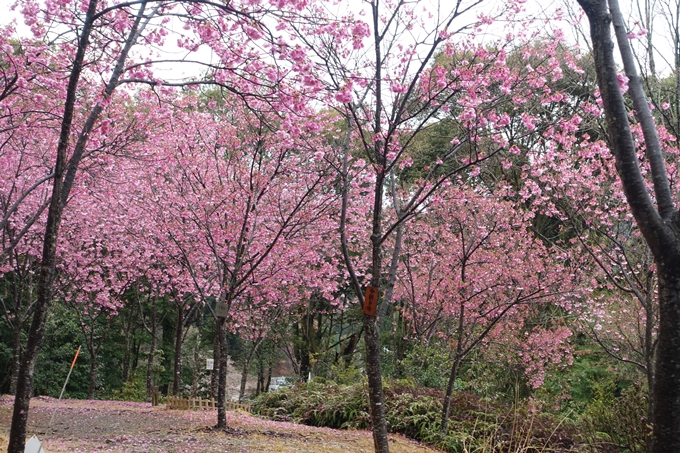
[254,377,583,452]
[117,372,147,402]
[399,343,451,389]
[253,380,370,429]
[579,381,648,452]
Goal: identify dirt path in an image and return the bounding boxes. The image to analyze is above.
[0,396,439,452]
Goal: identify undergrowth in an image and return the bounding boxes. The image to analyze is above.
[253,378,586,452]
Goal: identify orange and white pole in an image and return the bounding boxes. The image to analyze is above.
[49,346,81,427]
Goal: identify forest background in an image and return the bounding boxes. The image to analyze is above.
[0,0,677,451]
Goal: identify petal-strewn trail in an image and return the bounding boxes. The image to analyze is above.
[0,396,439,452]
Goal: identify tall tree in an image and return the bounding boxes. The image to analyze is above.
[576,0,680,450]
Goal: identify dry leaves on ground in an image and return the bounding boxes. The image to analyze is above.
[0,396,440,452]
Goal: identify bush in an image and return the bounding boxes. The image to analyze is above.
[579,381,648,452]
[399,343,451,389]
[253,377,583,452]
[116,372,147,402]
[254,379,370,429]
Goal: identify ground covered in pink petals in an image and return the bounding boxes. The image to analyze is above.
[0,396,438,452]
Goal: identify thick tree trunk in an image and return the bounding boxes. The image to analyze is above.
[7,2,147,449]
[363,314,389,453]
[338,113,390,452]
[651,267,680,450]
[7,277,53,453]
[172,302,183,396]
[88,351,97,399]
[211,332,220,399]
[216,317,229,429]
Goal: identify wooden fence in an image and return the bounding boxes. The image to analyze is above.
[165,396,251,412]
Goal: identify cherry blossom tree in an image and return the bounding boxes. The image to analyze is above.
[394,186,574,434]
[299,4,585,448]
[4,0,353,448]
[125,90,343,427]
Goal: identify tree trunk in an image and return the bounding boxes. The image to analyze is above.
[299,341,310,382]
[256,353,265,396]
[132,338,140,371]
[651,267,680,450]
[440,357,462,435]
[265,364,272,393]
[88,350,97,399]
[342,330,361,367]
[7,1,149,447]
[191,328,201,398]
[441,302,466,435]
[211,329,220,399]
[394,303,405,379]
[216,317,229,429]
[363,314,389,453]
[146,297,157,400]
[122,314,132,384]
[644,283,656,453]
[173,302,183,396]
[239,356,250,402]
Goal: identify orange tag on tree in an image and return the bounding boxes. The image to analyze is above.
[363,286,379,316]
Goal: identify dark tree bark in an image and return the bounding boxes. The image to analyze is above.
[216,317,229,429]
[121,308,134,384]
[338,118,389,453]
[71,303,111,400]
[341,329,362,367]
[172,300,183,396]
[88,353,97,399]
[440,304,466,435]
[576,0,680,450]
[6,260,36,396]
[211,331,220,399]
[256,352,264,396]
[145,296,157,400]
